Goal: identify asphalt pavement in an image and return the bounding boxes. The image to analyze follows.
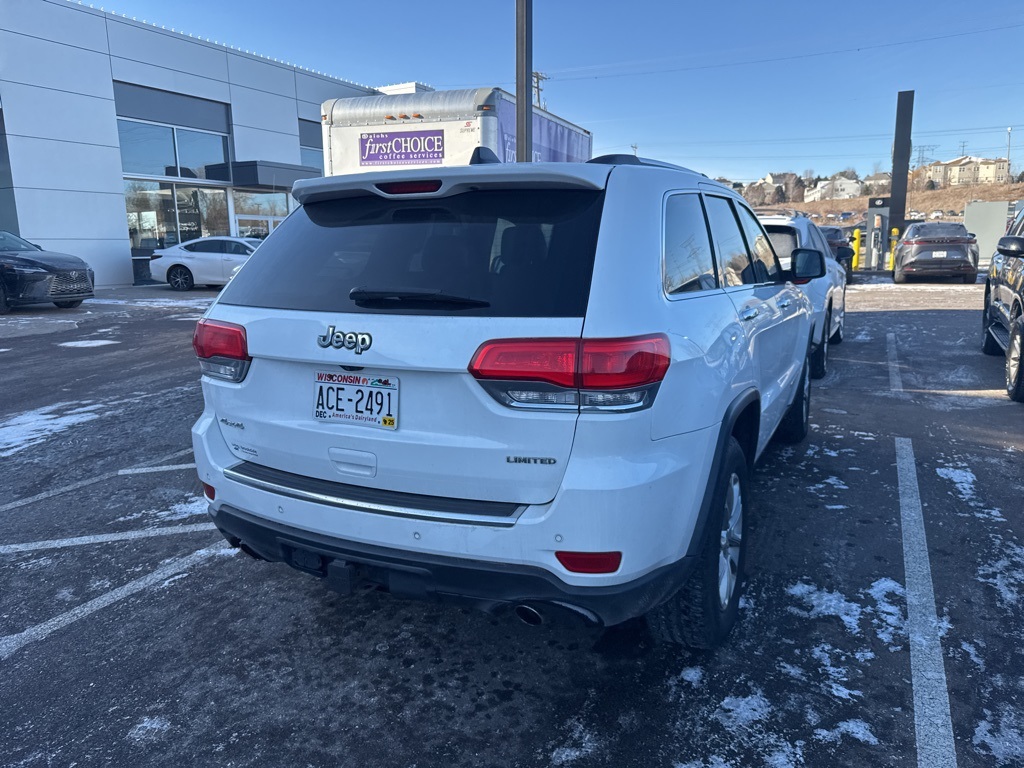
[1,278,1022,767]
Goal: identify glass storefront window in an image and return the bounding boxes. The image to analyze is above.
[175,186,229,241]
[177,129,229,181]
[232,190,289,217]
[300,147,324,175]
[124,180,178,253]
[118,120,176,177]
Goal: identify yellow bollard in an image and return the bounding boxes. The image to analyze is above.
[851,228,861,271]
[887,227,899,271]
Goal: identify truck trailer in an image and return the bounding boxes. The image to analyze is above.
[320,87,592,175]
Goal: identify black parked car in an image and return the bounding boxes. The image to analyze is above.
[819,225,854,280]
[0,230,94,314]
[982,208,1024,401]
[892,222,979,284]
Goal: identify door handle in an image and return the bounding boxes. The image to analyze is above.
[778,299,792,309]
[741,308,759,321]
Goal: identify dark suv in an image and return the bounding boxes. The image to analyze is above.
[983,208,1024,401]
[893,222,979,283]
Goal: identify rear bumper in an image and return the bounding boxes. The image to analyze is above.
[901,253,976,276]
[210,502,696,626]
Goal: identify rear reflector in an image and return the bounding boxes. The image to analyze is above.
[375,180,443,195]
[556,551,622,574]
[202,483,216,500]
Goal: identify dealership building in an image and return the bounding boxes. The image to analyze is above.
[1,0,416,286]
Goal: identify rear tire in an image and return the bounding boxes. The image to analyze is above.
[647,437,748,649]
[982,295,1003,356]
[53,300,83,309]
[1007,317,1024,403]
[167,266,194,291]
[777,357,811,444]
[811,312,830,379]
[963,273,977,284]
[893,269,906,284]
[0,282,10,315]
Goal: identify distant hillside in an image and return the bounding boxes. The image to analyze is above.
[788,183,1024,219]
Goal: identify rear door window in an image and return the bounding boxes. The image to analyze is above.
[735,206,780,282]
[219,189,605,317]
[663,194,717,294]
[703,195,755,287]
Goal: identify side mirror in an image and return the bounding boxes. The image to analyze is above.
[996,236,1024,258]
[790,248,826,284]
[836,245,854,261]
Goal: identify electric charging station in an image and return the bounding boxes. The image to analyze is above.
[864,197,891,270]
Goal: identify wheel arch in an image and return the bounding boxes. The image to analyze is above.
[684,389,760,559]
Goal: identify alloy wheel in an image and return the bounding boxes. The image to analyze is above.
[718,473,743,610]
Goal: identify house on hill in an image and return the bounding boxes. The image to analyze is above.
[804,177,863,201]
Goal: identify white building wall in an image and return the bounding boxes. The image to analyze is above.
[0,0,378,287]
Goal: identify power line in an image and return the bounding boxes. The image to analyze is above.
[437,21,1024,88]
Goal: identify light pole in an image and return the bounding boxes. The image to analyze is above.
[516,0,533,162]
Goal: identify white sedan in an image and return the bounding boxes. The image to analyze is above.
[150,236,262,291]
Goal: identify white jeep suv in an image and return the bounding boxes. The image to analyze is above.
[757,210,847,379]
[191,156,824,647]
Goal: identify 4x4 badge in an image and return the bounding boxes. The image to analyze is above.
[317,326,372,354]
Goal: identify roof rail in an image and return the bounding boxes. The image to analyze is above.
[753,207,808,219]
[586,154,707,177]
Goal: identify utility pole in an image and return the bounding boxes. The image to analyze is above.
[630,143,638,156]
[531,71,548,108]
[915,144,937,168]
[958,140,967,156]
[515,0,533,162]
[1008,127,1013,179]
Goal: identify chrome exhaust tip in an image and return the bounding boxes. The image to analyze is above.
[513,604,545,626]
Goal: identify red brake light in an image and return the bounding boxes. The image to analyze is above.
[469,339,577,388]
[556,551,622,574]
[580,335,670,389]
[375,180,443,195]
[193,319,249,360]
[202,483,216,500]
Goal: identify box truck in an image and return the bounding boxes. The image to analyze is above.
[321,87,592,175]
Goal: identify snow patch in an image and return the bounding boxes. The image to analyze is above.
[961,641,985,671]
[865,578,907,650]
[57,339,120,348]
[714,690,771,728]
[0,401,107,458]
[787,582,862,634]
[936,466,976,501]
[974,706,1024,765]
[674,758,733,768]
[127,716,170,743]
[825,505,848,510]
[115,495,209,524]
[978,538,1024,607]
[550,717,599,765]
[813,719,879,746]
[679,667,703,687]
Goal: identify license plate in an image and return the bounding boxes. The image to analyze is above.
[313,371,398,429]
[931,250,947,258]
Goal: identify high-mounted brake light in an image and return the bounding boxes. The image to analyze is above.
[469,335,670,411]
[556,551,622,574]
[193,319,251,382]
[375,180,443,195]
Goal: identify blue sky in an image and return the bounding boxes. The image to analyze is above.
[93,0,1024,182]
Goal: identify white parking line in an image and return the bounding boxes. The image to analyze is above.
[117,463,196,476]
[895,437,958,768]
[887,332,904,393]
[0,524,216,555]
[0,448,195,514]
[0,545,233,661]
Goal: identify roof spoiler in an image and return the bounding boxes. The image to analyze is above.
[587,154,707,177]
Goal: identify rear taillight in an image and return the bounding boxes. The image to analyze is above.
[556,551,622,574]
[375,180,443,195]
[469,334,670,411]
[202,483,216,500]
[193,319,251,382]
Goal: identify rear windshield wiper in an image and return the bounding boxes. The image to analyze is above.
[349,287,490,308]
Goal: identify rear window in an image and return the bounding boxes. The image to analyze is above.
[913,223,969,238]
[819,227,843,240]
[219,189,605,317]
[764,225,798,270]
